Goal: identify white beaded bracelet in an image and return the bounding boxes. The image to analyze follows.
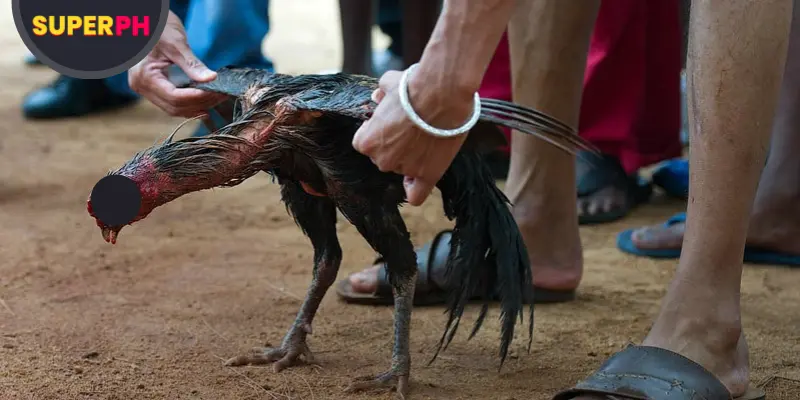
[398,63,482,138]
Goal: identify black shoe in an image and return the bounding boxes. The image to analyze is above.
[22,75,138,120]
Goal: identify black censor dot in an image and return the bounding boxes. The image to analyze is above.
[90,175,142,227]
[12,0,169,79]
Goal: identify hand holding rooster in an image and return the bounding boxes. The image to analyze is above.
[128,11,227,118]
[351,68,475,206]
[352,0,516,206]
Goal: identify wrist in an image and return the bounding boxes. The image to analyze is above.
[406,62,478,132]
[417,40,484,100]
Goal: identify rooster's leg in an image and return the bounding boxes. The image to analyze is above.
[225,181,341,372]
[340,205,417,399]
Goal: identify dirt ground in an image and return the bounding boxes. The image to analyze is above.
[1,1,799,399]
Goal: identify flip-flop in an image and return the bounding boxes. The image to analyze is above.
[577,151,653,225]
[616,213,686,259]
[552,345,766,400]
[651,158,689,200]
[335,230,576,306]
[617,212,800,266]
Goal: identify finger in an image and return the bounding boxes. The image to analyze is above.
[149,93,219,118]
[127,63,146,94]
[352,102,392,156]
[149,77,224,111]
[351,118,373,155]
[404,177,436,206]
[377,70,402,93]
[162,40,216,83]
[371,88,385,103]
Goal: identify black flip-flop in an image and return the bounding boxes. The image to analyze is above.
[335,230,576,306]
[552,345,766,400]
[577,151,653,225]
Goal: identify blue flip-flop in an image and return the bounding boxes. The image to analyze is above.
[617,212,800,266]
[651,159,689,200]
[617,213,686,258]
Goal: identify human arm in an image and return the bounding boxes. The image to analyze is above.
[352,0,517,206]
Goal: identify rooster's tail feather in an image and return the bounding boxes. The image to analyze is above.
[432,152,533,369]
[478,98,599,156]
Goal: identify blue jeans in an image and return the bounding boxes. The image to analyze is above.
[104,0,272,98]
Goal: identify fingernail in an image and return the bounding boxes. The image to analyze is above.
[196,68,215,80]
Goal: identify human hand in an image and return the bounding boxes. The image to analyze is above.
[352,68,476,206]
[128,11,227,118]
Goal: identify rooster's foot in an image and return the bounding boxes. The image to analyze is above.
[344,370,409,399]
[223,340,315,372]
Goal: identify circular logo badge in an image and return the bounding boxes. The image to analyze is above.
[12,0,170,79]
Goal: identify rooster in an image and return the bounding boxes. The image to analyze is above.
[87,67,591,399]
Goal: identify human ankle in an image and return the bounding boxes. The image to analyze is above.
[512,205,583,290]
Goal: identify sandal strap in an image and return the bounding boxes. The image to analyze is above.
[552,345,731,400]
[665,212,687,226]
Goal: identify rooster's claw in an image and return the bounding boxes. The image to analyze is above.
[224,342,315,372]
[344,370,409,399]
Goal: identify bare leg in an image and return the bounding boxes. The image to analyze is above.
[400,0,439,68]
[680,0,690,69]
[341,205,417,400]
[505,0,600,292]
[634,0,792,397]
[225,181,342,371]
[339,0,374,75]
[628,0,800,259]
[748,4,800,253]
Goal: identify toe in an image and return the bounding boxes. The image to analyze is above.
[224,348,284,367]
[348,265,381,293]
[630,222,685,250]
[576,197,589,218]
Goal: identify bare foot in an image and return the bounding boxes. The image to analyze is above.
[639,278,751,397]
[569,271,751,400]
[629,193,800,256]
[577,185,631,222]
[575,152,652,224]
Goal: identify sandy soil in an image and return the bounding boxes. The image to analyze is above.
[1,1,799,399]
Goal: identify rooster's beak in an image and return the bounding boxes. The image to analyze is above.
[101,226,122,244]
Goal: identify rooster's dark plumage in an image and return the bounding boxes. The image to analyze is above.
[87,67,594,399]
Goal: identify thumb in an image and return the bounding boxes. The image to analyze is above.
[166,40,216,83]
[404,177,436,206]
